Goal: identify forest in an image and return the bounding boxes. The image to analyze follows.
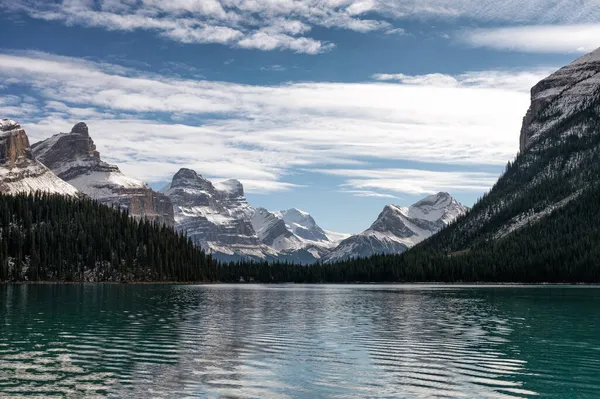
[3,179,600,283]
[0,192,216,282]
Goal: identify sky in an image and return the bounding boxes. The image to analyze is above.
[0,0,598,234]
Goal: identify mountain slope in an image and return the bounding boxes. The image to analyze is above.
[0,119,79,196]
[32,122,173,226]
[251,207,305,251]
[325,193,467,262]
[163,168,277,261]
[420,48,600,253]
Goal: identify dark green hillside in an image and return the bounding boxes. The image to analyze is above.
[218,181,600,283]
[0,192,216,282]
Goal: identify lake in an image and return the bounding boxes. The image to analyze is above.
[1,284,599,398]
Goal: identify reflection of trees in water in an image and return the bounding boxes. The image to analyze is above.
[3,285,600,399]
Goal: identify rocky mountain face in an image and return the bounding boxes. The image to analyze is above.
[163,168,276,261]
[325,193,467,262]
[32,123,174,226]
[0,119,79,196]
[163,169,347,263]
[425,47,600,252]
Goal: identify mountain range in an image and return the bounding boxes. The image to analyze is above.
[0,119,466,263]
[3,47,600,281]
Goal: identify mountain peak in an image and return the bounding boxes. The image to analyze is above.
[325,192,467,263]
[1,119,20,132]
[520,47,600,152]
[215,179,244,197]
[0,120,79,196]
[173,168,201,181]
[284,208,310,217]
[171,168,214,190]
[71,122,89,136]
[571,46,600,66]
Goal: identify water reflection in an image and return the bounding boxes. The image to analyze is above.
[1,284,600,398]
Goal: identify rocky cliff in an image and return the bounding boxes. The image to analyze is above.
[163,168,277,261]
[0,119,79,196]
[32,122,174,226]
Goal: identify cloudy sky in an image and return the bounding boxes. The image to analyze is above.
[0,0,597,233]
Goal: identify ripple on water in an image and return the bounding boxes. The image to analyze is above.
[1,284,600,398]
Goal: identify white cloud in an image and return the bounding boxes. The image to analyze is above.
[339,189,401,199]
[3,0,387,54]
[373,69,555,92]
[0,51,552,196]
[459,24,600,54]
[324,169,499,195]
[6,0,600,54]
[374,0,600,24]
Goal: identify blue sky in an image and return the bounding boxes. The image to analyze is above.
[1,0,599,234]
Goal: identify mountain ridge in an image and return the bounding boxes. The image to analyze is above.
[32,122,174,226]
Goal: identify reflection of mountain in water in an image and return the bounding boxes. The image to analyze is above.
[3,285,600,398]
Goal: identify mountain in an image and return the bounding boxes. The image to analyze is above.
[251,207,304,251]
[0,119,79,196]
[284,47,600,283]
[325,193,467,262]
[163,168,277,262]
[418,47,600,252]
[250,207,344,263]
[163,169,348,263]
[31,122,174,226]
[275,208,347,246]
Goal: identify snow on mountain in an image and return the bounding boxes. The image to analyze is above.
[325,193,467,262]
[0,119,79,196]
[251,207,304,252]
[275,208,347,248]
[164,169,347,263]
[163,168,278,261]
[32,122,173,226]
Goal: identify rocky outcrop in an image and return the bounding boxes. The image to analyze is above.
[32,122,173,226]
[0,119,79,196]
[325,193,467,262]
[163,168,276,261]
[520,47,600,152]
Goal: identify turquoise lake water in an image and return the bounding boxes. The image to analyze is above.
[1,284,599,398]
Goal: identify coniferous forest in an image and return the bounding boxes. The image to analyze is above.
[0,192,216,282]
[3,180,600,283]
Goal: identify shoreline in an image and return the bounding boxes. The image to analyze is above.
[2,281,600,286]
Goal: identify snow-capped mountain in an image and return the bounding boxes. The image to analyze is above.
[423,47,600,252]
[251,207,304,252]
[163,168,277,261]
[325,193,467,262]
[32,122,174,226]
[163,168,347,263]
[250,207,346,263]
[275,208,347,247]
[0,119,79,196]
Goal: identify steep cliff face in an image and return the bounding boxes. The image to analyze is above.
[325,193,467,262]
[520,48,600,152]
[32,122,174,226]
[426,47,600,252]
[0,119,79,196]
[163,168,277,261]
